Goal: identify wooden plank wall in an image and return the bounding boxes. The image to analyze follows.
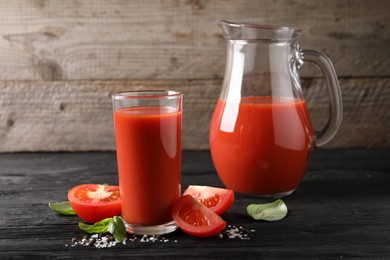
[0,0,388,151]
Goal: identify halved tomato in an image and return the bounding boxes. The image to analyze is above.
[172,195,226,237]
[183,185,234,215]
[68,184,121,223]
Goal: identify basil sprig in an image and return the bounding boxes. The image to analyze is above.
[48,201,76,215]
[247,199,288,221]
[108,216,127,242]
[79,216,127,242]
[78,218,113,234]
[49,200,126,242]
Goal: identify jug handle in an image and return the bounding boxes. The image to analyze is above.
[302,50,343,147]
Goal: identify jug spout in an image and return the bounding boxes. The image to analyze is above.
[218,20,301,41]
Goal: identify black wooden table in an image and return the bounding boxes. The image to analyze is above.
[0,149,389,259]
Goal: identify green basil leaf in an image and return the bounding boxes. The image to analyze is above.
[247,199,288,221]
[108,216,126,242]
[78,218,112,234]
[48,201,76,215]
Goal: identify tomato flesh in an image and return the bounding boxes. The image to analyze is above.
[183,185,234,215]
[68,184,121,223]
[172,195,226,237]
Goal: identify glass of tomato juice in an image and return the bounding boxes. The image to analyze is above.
[112,90,182,235]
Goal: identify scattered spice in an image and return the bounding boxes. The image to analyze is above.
[139,234,169,243]
[224,225,255,240]
[66,234,172,248]
[65,225,255,248]
[66,234,122,249]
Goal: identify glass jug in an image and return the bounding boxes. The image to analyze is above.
[210,21,342,197]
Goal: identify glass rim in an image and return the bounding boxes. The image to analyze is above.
[111,90,182,100]
[219,20,301,33]
[218,20,302,41]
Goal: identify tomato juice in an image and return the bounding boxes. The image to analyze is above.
[210,96,314,195]
[114,106,181,226]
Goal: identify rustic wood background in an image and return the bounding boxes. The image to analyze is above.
[0,0,388,152]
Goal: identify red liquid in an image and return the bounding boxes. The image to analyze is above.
[210,96,314,195]
[114,106,181,225]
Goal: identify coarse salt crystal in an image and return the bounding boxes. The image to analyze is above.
[224,225,254,240]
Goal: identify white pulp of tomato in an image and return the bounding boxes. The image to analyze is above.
[87,185,112,203]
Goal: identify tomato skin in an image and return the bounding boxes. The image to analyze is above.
[183,185,234,215]
[172,195,226,237]
[68,184,121,223]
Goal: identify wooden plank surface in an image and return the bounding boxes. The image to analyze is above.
[0,0,388,151]
[0,150,389,258]
[0,0,388,80]
[0,78,388,152]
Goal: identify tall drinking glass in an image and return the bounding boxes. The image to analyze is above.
[112,90,182,235]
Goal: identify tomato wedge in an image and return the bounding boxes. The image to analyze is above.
[172,195,226,237]
[183,185,234,215]
[68,184,121,223]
